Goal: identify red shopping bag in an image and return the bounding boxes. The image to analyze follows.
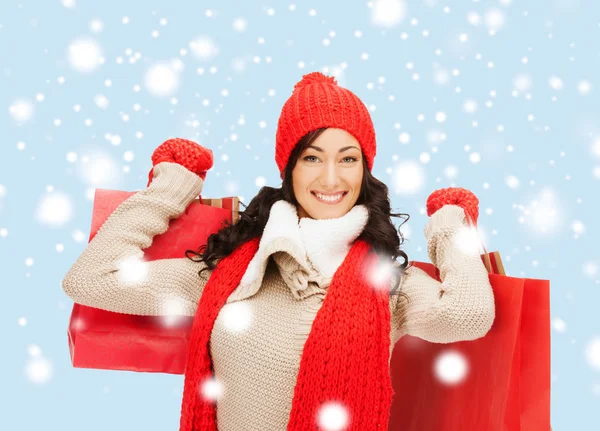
[388,251,551,431]
[67,189,239,374]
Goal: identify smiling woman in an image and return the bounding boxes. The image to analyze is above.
[60,71,499,431]
[189,124,411,287]
[292,128,364,220]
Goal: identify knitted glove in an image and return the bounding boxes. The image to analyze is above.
[425,187,487,266]
[147,138,214,187]
[426,187,479,227]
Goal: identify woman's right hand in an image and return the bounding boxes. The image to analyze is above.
[147,138,214,187]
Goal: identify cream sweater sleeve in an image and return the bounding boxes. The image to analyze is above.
[393,204,496,343]
[61,161,212,316]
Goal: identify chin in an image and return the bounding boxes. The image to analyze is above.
[302,203,354,220]
[312,210,349,220]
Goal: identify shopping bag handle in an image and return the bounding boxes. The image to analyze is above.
[462,211,505,276]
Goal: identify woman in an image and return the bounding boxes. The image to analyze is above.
[62,72,495,431]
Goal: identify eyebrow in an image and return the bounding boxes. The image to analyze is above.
[307,145,360,153]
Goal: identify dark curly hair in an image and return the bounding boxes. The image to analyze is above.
[186,128,412,301]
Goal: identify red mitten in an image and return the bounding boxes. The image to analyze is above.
[147,138,214,187]
[426,187,479,227]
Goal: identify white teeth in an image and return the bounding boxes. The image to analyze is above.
[315,193,344,202]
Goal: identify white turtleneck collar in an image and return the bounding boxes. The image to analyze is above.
[226,199,369,303]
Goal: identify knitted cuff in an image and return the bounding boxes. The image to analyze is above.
[423,204,468,241]
[146,161,205,209]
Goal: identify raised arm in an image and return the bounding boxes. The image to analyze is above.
[393,204,495,344]
[62,139,215,316]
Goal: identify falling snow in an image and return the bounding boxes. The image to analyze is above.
[434,350,469,385]
[9,99,34,123]
[145,63,180,97]
[67,38,103,73]
[370,0,407,28]
[2,1,598,429]
[189,36,219,61]
[35,191,73,228]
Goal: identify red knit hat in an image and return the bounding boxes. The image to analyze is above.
[275,72,376,178]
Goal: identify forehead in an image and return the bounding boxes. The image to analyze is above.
[311,128,360,150]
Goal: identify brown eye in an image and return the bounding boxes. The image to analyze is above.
[303,155,319,162]
[342,157,358,163]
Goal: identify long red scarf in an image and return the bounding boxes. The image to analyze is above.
[178,238,393,430]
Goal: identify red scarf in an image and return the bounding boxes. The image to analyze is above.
[178,237,393,430]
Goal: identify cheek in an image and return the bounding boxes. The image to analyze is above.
[291,168,309,197]
[347,169,364,192]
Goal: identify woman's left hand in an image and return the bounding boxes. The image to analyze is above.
[426,187,479,226]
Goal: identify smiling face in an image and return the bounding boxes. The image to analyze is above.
[292,128,364,220]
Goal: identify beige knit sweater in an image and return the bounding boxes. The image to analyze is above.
[62,162,496,431]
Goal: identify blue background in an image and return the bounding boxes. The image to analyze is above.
[1,0,599,429]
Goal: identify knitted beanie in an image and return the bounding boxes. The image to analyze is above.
[275,72,376,178]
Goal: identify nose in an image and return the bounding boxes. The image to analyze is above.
[318,160,341,190]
